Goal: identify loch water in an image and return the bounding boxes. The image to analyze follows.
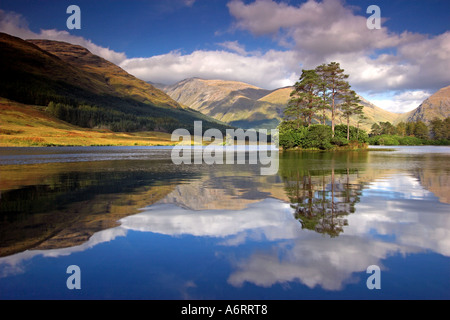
[0,146,449,299]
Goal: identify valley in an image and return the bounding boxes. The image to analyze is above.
[0,31,448,146]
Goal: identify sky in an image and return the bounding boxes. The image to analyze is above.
[0,0,449,113]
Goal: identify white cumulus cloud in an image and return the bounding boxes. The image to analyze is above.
[2,1,449,113]
[119,49,299,89]
[227,0,450,93]
[370,90,432,114]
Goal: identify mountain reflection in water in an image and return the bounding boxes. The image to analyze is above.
[0,146,449,298]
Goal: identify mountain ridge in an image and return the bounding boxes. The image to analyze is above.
[0,32,229,134]
[401,85,450,123]
[162,77,412,131]
[162,77,450,130]
[163,78,284,128]
[1,30,448,137]
[28,39,181,110]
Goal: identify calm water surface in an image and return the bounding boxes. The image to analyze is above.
[0,146,449,299]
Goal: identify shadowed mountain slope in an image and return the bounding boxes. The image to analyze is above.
[0,32,229,133]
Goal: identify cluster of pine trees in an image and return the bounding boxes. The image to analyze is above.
[46,102,180,133]
[369,117,450,145]
[282,62,364,140]
[279,62,368,150]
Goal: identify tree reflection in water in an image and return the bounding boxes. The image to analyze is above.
[279,151,367,237]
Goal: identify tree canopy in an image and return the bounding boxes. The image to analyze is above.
[280,61,366,149]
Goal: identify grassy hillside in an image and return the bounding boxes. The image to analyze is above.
[0,98,175,146]
[164,78,280,129]
[356,95,400,125]
[28,39,180,110]
[0,32,229,135]
[258,87,293,104]
[164,78,403,131]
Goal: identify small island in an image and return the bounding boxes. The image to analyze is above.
[278,62,450,150]
[278,62,368,151]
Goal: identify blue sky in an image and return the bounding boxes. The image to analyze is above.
[1,0,449,113]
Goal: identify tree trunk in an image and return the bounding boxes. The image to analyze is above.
[347,117,350,141]
[331,98,335,137]
[331,90,336,138]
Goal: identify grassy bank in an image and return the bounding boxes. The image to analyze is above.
[0,99,175,147]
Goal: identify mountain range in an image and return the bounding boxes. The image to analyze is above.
[157,78,283,129]
[0,30,448,146]
[159,78,450,131]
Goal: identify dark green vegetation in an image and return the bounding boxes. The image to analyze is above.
[45,101,179,133]
[369,117,450,145]
[0,32,229,134]
[279,62,368,150]
[279,122,368,150]
[279,151,368,237]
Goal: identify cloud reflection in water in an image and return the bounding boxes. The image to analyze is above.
[1,173,449,292]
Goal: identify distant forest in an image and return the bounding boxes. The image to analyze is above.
[46,101,181,133]
[369,118,450,145]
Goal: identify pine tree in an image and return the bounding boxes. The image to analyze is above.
[356,113,368,140]
[444,117,450,140]
[414,120,429,139]
[430,118,444,139]
[380,121,396,135]
[284,69,322,128]
[284,95,304,129]
[406,122,415,136]
[371,123,382,136]
[396,121,407,137]
[315,64,331,125]
[430,117,450,140]
[318,62,350,137]
[339,90,363,141]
